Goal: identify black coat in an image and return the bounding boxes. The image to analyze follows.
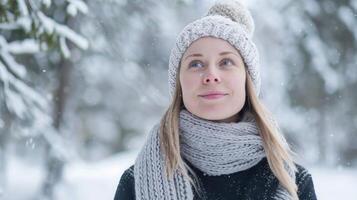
[114,157,317,200]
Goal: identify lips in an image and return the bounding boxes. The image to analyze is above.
[198,91,228,99]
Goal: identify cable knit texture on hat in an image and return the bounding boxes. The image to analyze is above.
[168,0,261,99]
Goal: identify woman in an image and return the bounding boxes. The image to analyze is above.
[115,0,317,199]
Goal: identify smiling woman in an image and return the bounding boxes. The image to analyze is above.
[179,37,247,123]
[114,0,317,200]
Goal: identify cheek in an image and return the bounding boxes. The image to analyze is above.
[180,73,199,95]
[180,73,200,109]
[229,73,246,96]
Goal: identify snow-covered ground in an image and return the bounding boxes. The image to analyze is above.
[310,166,357,200]
[2,151,357,200]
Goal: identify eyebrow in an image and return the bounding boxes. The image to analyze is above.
[183,51,240,61]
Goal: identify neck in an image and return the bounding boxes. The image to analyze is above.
[212,114,240,123]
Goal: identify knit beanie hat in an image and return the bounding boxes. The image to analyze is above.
[168,0,261,99]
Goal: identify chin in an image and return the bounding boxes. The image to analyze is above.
[197,112,235,121]
[185,104,242,122]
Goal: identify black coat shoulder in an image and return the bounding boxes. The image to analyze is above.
[114,165,135,200]
[295,163,318,200]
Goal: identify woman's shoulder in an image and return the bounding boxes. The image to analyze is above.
[294,163,312,183]
[253,158,317,199]
[118,165,135,184]
[255,158,315,186]
[123,165,135,177]
[114,165,135,200]
[294,163,318,200]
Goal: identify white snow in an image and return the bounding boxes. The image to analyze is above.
[60,37,71,59]
[2,155,45,200]
[38,12,89,49]
[67,4,78,17]
[67,0,89,14]
[0,46,49,125]
[66,0,89,16]
[0,51,27,78]
[4,89,27,119]
[55,150,138,200]
[16,0,29,16]
[302,0,320,16]
[0,22,20,30]
[0,58,10,84]
[37,12,55,34]
[338,6,357,40]
[42,0,52,8]
[2,150,357,200]
[1,150,138,200]
[0,36,27,78]
[16,16,32,32]
[0,118,4,128]
[311,166,357,200]
[7,39,41,54]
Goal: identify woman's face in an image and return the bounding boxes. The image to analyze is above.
[179,37,246,123]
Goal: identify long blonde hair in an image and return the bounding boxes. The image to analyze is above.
[159,68,299,199]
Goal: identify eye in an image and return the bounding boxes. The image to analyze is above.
[189,60,204,68]
[220,58,234,67]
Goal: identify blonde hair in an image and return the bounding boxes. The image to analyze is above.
[159,68,299,199]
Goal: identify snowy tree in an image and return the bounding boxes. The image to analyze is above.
[0,0,88,198]
[250,0,357,166]
[64,0,201,160]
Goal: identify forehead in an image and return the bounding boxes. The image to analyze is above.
[183,37,238,55]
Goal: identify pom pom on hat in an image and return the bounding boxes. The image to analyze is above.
[207,0,255,38]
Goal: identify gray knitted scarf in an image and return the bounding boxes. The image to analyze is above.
[134,109,294,199]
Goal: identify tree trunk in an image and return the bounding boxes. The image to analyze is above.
[41,58,71,199]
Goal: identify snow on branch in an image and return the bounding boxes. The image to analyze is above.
[0,36,27,78]
[0,61,28,118]
[41,0,52,8]
[0,22,20,30]
[0,17,32,32]
[1,61,72,159]
[0,59,48,115]
[37,11,89,55]
[16,0,29,16]
[66,0,89,16]
[59,37,70,59]
[7,39,41,54]
[1,0,89,53]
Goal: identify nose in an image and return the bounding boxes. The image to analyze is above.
[202,69,221,84]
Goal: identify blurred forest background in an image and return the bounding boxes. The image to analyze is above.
[0,0,356,199]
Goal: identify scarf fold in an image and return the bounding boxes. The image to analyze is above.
[134,109,294,200]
